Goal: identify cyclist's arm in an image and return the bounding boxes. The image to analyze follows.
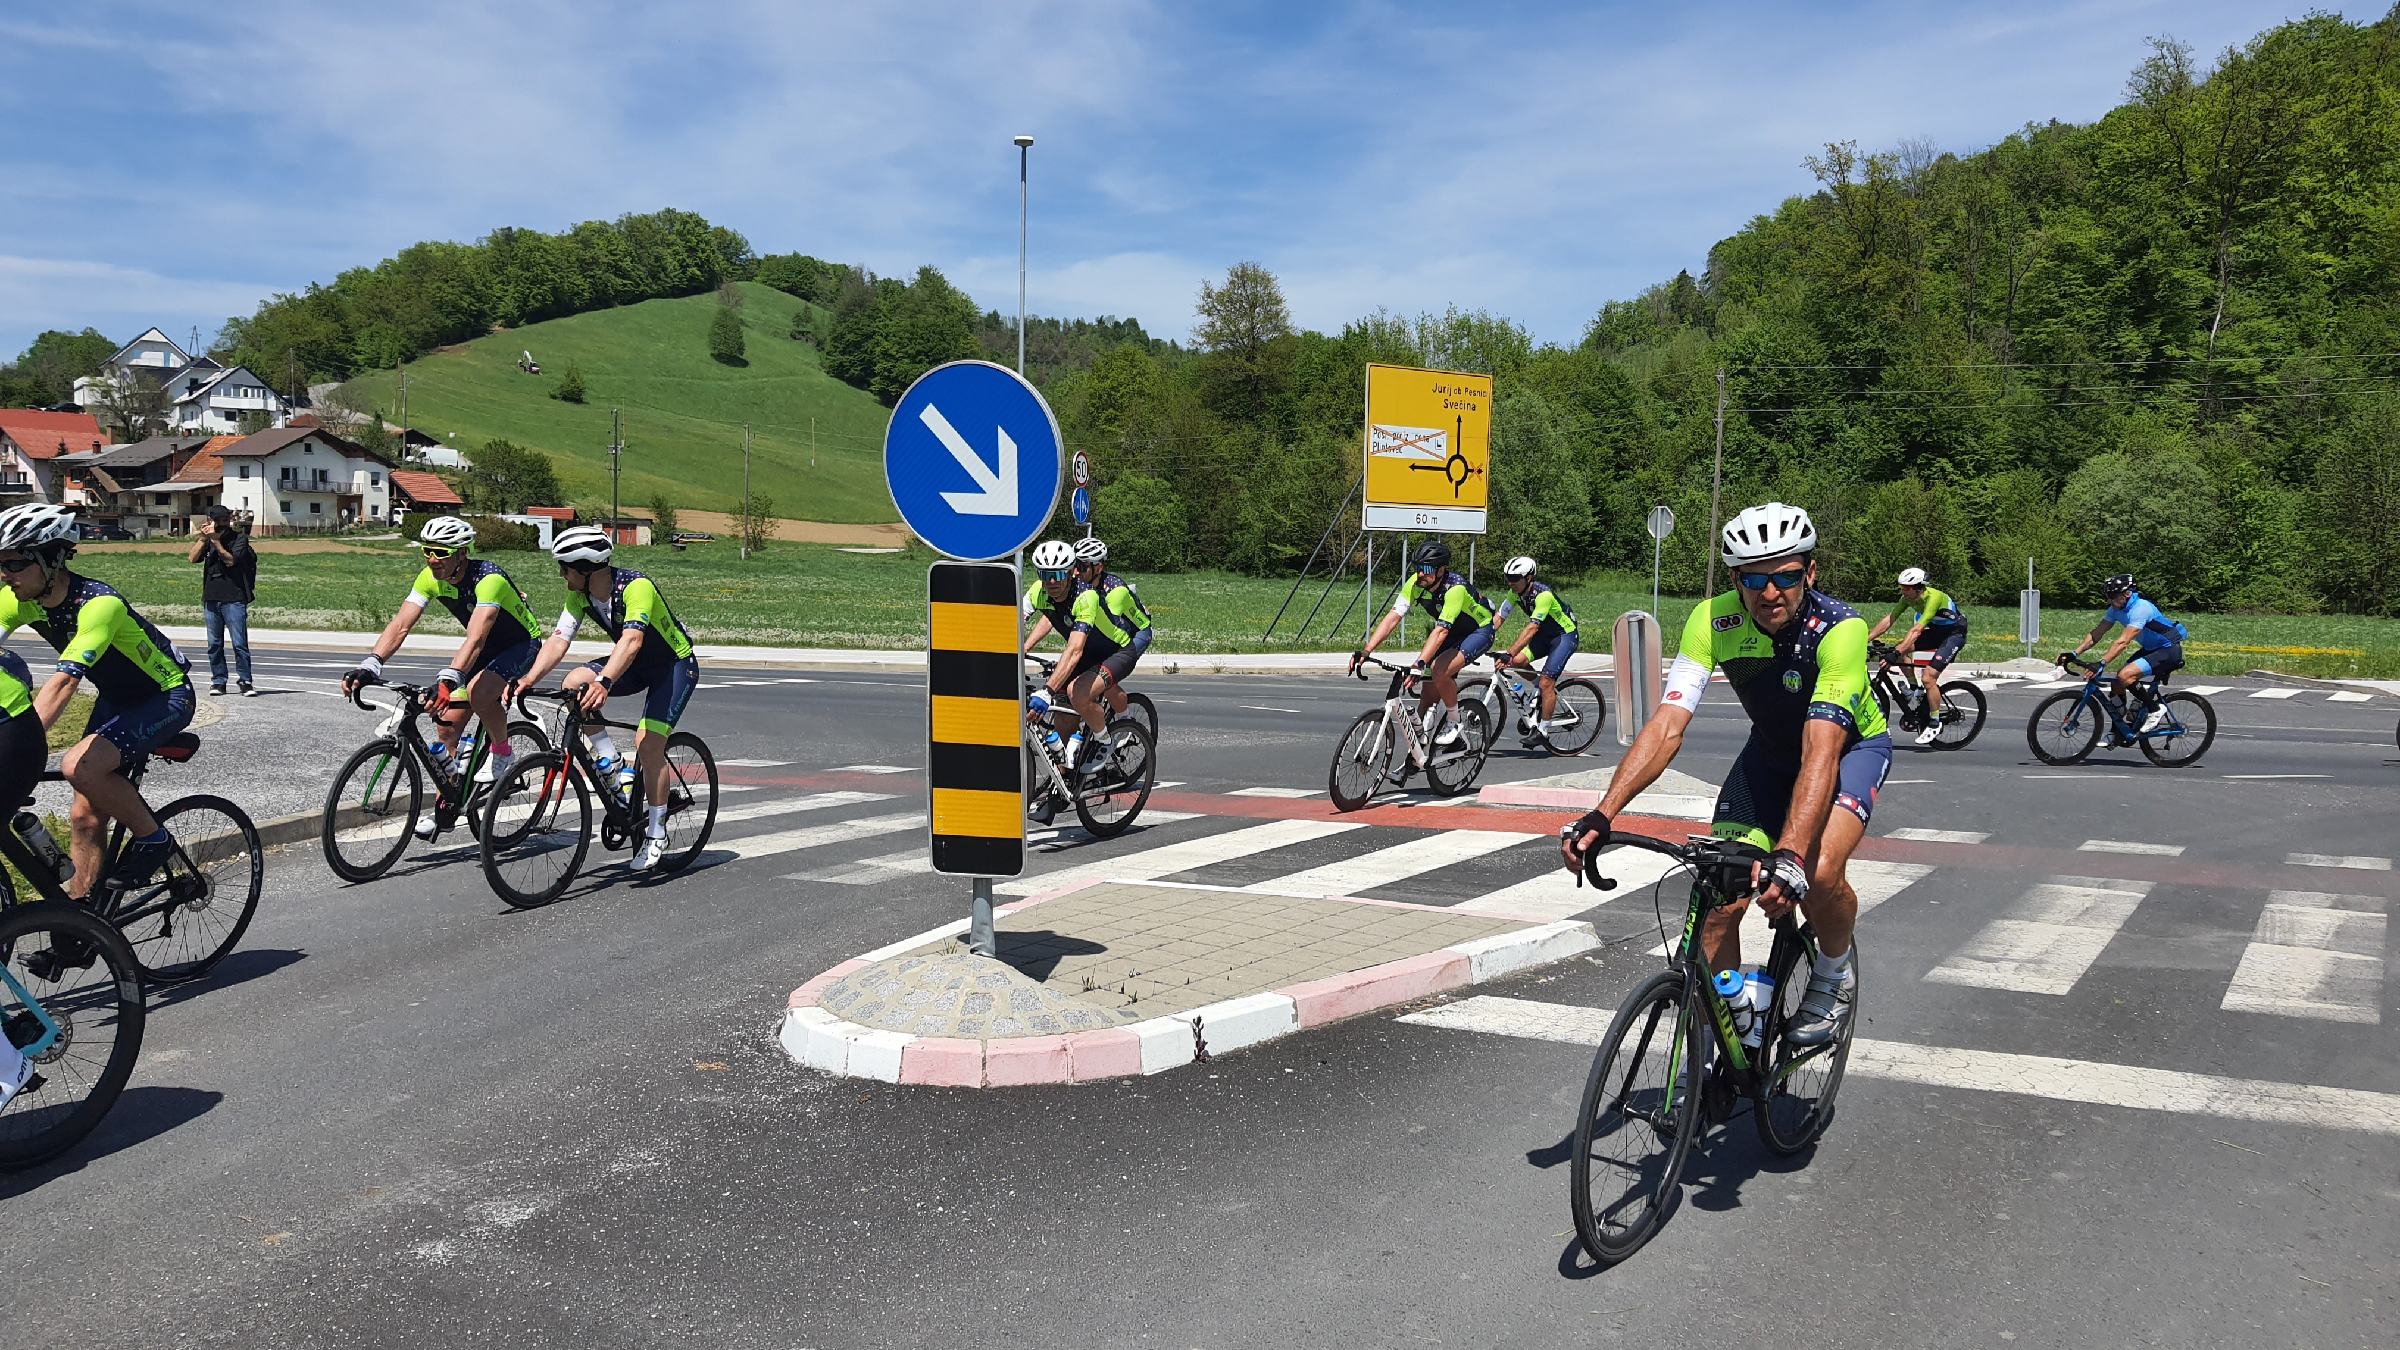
[1049,630,1088,693]
[31,669,81,730]
[365,586,429,666]
[1776,717,1847,863]
[593,626,644,688]
[2098,627,2137,666]
[1865,612,1892,641]
[519,609,582,691]
[450,602,498,675]
[1505,618,1540,662]
[1023,614,1054,652]
[2070,615,2113,659]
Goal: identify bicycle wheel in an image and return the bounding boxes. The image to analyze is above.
[1753,928,1856,1155]
[1073,721,1155,839]
[321,738,423,883]
[1327,710,1394,812]
[1425,703,1491,796]
[1112,691,1158,744]
[0,902,144,1171]
[122,795,261,984]
[2026,690,2102,765]
[1545,679,1608,755]
[1570,968,1704,1264]
[1930,681,1987,749]
[2139,692,2217,768]
[479,751,591,909]
[654,732,721,872]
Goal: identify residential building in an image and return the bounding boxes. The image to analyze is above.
[390,469,464,518]
[0,409,110,502]
[212,426,393,533]
[52,434,216,533]
[73,327,290,435]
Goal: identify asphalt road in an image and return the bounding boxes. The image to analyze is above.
[2,650,2393,1349]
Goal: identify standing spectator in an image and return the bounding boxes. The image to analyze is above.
[188,504,257,695]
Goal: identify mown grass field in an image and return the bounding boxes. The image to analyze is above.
[44,542,2400,678]
[334,283,898,522]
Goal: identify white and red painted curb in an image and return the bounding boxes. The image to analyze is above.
[777,879,1600,1088]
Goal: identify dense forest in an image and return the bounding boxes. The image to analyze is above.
[5,11,2393,614]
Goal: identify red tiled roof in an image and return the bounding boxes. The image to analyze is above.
[525,505,575,521]
[390,469,462,506]
[158,449,228,488]
[0,409,106,460]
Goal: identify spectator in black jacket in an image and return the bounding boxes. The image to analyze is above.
[188,504,257,695]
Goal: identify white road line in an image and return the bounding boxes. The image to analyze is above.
[1226,786,1319,799]
[1888,828,1989,845]
[1924,876,2152,995]
[718,758,791,767]
[2224,774,2330,780]
[1238,705,1304,714]
[716,784,763,793]
[2326,690,2375,703]
[719,679,782,686]
[996,818,1362,896]
[711,791,896,826]
[2026,680,2086,691]
[2022,773,2134,779]
[1459,844,1685,922]
[2246,687,2301,699]
[774,677,818,684]
[1397,995,2400,1136]
[1150,781,1185,791]
[1649,858,1932,958]
[832,764,912,775]
[2181,685,2231,696]
[785,846,934,884]
[1252,829,1526,898]
[2222,891,2385,1024]
[2077,839,2185,857]
[2285,853,2394,872]
[716,811,924,863]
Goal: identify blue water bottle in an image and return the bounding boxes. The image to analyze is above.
[1713,969,1747,1042]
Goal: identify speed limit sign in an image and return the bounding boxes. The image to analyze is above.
[1071,451,1091,487]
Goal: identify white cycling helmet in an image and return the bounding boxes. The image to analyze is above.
[551,524,613,567]
[1896,566,1928,587]
[1502,555,1537,579]
[417,515,477,551]
[1029,540,1075,571]
[1720,502,1818,566]
[0,503,80,555]
[1072,536,1108,565]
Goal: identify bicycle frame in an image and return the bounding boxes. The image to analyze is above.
[2055,660,2177,742]
[6,757,203,935]
[520,692,686,834]
[349,683,514,817]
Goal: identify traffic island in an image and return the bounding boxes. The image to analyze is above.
[779,879,1598,1087]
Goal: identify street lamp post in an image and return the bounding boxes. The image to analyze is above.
[1014,134,1033,375]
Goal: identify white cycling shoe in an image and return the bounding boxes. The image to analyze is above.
[413,815,439,840]
[1914,723,1941,746]
[633,833,668,870]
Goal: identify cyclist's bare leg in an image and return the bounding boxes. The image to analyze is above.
[560,665,610,752]
[1537,672,1559,722]
[466,668,513,761]
[1099,670,1127,716]
[1918,662,1943,717]
[1701,898,1747,973]
[1429,647,1467,723]
[635,724,668,808]
[1798,806,1866,960]
[1066,670,1109,745]
[61,735,162,898]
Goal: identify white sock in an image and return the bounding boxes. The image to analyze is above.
[1815,947,1854,981]
[589,729,620,765]
[646,804,667,836]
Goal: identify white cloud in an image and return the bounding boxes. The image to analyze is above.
[0,257,269,343]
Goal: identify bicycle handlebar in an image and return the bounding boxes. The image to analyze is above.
[1351,653,1414,680]
[1580,829,1769,899]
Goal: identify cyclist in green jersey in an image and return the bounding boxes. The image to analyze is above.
[0,642,35,1105]
[1561,503,1888,1047]
[1866,566,1970,746]
[340,517,545,835]
[1350,540,1495,747]
[512,525,701,870]
[1496,554,1580,744]
[1069,536,1153,725]
[1022,537,1143,776]
[0,503,194,892]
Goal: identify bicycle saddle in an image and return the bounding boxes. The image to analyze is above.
[151,733,201,762]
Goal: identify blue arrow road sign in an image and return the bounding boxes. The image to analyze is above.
[884,360,1064,561]
[1071,485,1091,526]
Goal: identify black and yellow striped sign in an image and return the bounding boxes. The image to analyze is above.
[927,560,1025,876]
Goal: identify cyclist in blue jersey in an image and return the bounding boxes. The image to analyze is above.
[2064,573,2187,733]
[1349,541,1496,748]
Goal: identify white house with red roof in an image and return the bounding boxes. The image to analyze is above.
[0,408,110,503]
[207,425,393,532]
[74,326,289,434]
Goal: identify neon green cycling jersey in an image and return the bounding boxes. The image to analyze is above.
[1068,586,1132,656]
[1391,570,1495,629]
[1520,581,1577,638]
[0,576,190,702]
[404,559,543,647]
[0,647,33,719]
[1662,588,1888,761]
[555,568,695,667]
[1888,586,1965,632]
[1094,571,1153,634]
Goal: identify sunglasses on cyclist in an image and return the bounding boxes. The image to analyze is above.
[422,546,459,561]
[560,560,605,575]
[0,557,41,574]
[1735,564,1809,593]
[1038,567,1072,582]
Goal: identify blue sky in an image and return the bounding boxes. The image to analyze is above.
[0,0,2373,363]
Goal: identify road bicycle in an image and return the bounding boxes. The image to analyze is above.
[1327,655,1491,811]
[477,689,721,908]
[1867,641,1986,749]
[1023,656,1156,839]
[1,900,142,1170]
[2026,656,2216,767]
[2,731,261,985]
[322,682,553,883]
[1568,831,1855,1264]
[1455,649,1606,756]
[1019,652,1158,744]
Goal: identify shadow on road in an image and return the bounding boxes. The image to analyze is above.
[150,947,307,1009]
[0,1085,224,1199]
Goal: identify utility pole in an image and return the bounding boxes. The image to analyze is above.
[741,422,753,560]
[608,407,623,539]
[1704,366,1726,599]
[397,364,409,458]
[810,417,816,470]
[1014,134,1034,374]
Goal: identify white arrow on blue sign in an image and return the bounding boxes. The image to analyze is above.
[884,360,1064,561]
[1071,485,1091,526]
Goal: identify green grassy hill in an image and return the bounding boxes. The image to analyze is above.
[337,283,897,522]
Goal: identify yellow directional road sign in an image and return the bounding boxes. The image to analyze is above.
[926,561,1025,876]
[1362,363,1493,534]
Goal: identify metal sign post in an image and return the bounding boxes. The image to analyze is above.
[885,361,1065,958]
[1612,611,1662,747]
[2019,557,2040,660]
[1645,505,1675,620]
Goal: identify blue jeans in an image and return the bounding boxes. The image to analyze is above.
[205,600,251,689]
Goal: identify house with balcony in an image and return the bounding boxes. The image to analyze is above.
[73,327,291,435]
[51,434,217,533]
[210,425,392,533]
[0,409,110,502]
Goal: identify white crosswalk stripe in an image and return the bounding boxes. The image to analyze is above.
[1227,786,1319,799]
[1889,828,1988,845]
[717,758,791,767]
[1459,845,1684,922]
[716,811,924,863]
[2326,690,2375,703]
[2285,853,2393,871]
[2181,685,2231,696]
[996,818,1362,897]
[713,790,895,826]
[1253,829,1525,898]
[2222,891,2386,1024]
[2247,687,2301,700]
[2078,839,2185,857]
[831,764,912,774]
[1924,876,2152,995]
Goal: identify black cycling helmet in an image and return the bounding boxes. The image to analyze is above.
[2102,572,2135,596]
[1411,541,1451,572]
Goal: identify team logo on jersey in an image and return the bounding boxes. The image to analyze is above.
[1805,615,1827,634]
[1666,689,1686,702]
[1782,669,1803,692]
[1712,614,1744,632]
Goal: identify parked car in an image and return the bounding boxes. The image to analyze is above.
[76,522,135,542]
